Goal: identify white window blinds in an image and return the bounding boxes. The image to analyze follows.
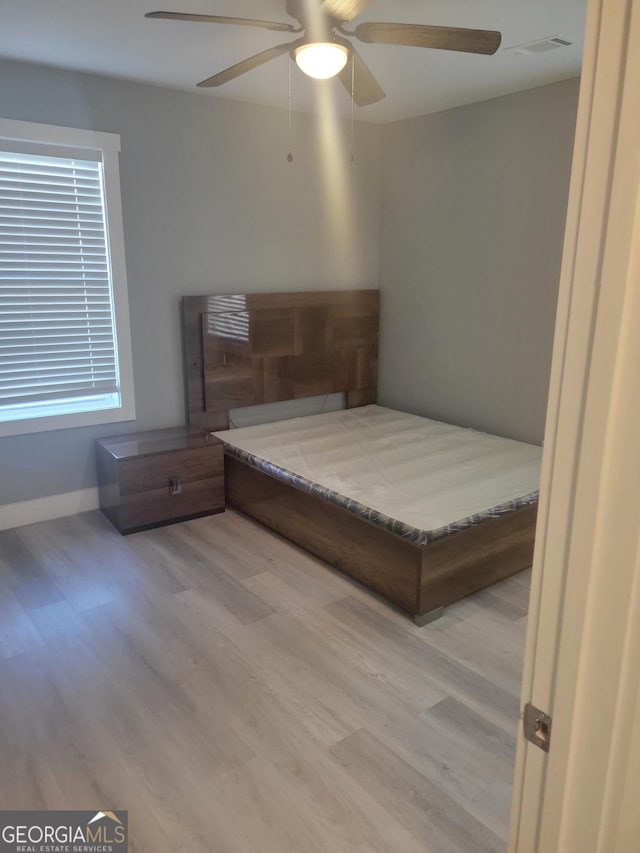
[0,147,119,409]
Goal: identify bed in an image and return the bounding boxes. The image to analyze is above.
[182,290,540,624]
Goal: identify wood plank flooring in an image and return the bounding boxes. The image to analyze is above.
[0,509,530,853]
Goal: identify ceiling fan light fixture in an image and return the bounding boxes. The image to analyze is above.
[295,41,349,79]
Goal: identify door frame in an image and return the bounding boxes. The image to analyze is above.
[510,0,640,849]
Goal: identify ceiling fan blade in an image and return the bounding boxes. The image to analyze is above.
[197,42,295,87]
[145,11,298,33]
[339,47,385,106]
[320,0,376,23]
[354,22,502,55]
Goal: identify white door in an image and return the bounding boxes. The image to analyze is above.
[509,0,640,849]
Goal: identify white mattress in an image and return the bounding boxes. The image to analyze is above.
[214,405,541,543]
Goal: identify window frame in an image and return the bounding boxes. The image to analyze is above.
[0,118,135,438]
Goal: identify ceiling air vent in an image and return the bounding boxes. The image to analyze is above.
[503,36,574,56]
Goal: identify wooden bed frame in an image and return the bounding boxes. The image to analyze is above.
[182,290,537,624]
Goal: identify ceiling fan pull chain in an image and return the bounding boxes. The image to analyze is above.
[287,59,294,164]
[350,52,355,163]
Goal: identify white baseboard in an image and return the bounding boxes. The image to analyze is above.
[0,487,100,531]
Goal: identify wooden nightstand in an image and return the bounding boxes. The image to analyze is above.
[95,427,224,534]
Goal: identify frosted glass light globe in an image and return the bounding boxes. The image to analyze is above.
[295,42,349,80]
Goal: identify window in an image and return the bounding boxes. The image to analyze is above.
[0,119,135,437]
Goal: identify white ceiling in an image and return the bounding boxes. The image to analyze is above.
[0,0,587,123]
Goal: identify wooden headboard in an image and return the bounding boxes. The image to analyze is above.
[182,290,379,431]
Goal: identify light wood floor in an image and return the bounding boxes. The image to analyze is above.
[0,509,530,853]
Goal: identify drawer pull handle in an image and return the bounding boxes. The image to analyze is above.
[169,477,182,496]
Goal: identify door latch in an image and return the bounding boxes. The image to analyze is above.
[523,702,552,752]
[169,477,182,496]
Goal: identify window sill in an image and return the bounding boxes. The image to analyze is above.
[0,398,136,438]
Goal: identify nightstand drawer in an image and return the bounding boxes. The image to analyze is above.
[118,445,222,496]
[118,475,224,531]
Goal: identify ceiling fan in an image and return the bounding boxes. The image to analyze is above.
[145,0,502,106]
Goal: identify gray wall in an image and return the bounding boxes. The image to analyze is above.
[0,63,579,507]
[0,59,381,505]
[378,78,579,444]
